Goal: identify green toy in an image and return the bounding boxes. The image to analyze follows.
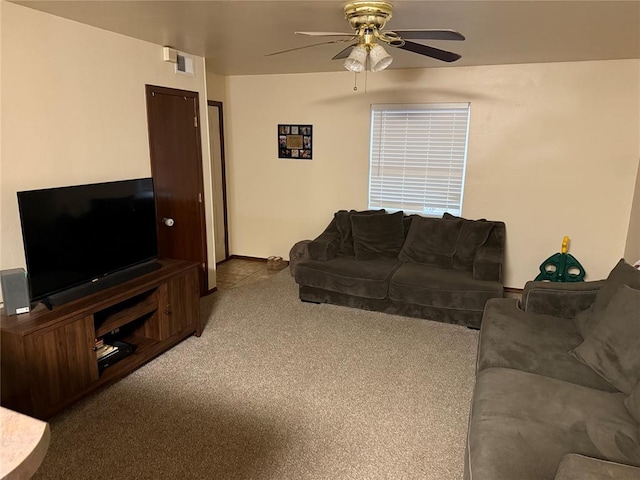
[535,236,586,282]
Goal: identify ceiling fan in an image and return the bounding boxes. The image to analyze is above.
[266,1,465,72]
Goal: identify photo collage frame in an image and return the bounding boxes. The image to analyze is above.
[278,124,312,160]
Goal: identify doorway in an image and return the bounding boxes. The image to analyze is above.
[145,85,208,294]
[207,100,229,263]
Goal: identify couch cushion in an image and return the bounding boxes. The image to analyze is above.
[443,212,486,221]
[467,368,640,480]
[574,259,640,338]
[308,217,340,261]
[402,214,417,237]
[388,263,502,312]
[443,212,495,271]
[570,285,640,394]
[334,209,385,256]
[455,221,495,271]
[554,454,640,480]
[398,216,464,268]
[625,381,640,424]
[477,298,618,392]
[294,257,400,299]
[351,211,405,261]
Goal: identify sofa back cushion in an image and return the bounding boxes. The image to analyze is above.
[398,216,464,268]
[351,211,405,261]
[443,212,495,271]
[403,214,417,237]
[570,284,640,394]
[335,209,385,256]
[574,259,640,338]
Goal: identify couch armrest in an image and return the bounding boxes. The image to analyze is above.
[554,453,640,480]
[473,244,503,282]
[308,231,340,261]
[289,240,312,277]
[521,280,605,319]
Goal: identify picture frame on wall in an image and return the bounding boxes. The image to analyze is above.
[278,124,312,160]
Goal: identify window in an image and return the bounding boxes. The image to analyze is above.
[368,103,470,217]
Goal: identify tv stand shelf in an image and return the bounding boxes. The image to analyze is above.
[94,289,159,337]
[1,259,200,419]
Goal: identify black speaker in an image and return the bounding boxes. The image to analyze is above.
[1,268,30,315]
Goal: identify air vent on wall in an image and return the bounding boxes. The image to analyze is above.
[176,53,195,76]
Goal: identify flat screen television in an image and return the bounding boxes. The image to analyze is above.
[17,178,160,307]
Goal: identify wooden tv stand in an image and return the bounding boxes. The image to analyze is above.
[0,259,201,419]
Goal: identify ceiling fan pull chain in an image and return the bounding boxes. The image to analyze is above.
[353,73,358,91]
[364,68,368,94]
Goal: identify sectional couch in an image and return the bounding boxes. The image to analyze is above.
[466,259,640,479]
[290,210,506,328]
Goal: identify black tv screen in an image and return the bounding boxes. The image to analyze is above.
[17,178,158,302]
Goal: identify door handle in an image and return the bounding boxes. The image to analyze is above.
[162,217,175,227]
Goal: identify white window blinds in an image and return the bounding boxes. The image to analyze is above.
[368,103,470,217]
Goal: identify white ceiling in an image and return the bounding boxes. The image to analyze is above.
[14,0,640,76]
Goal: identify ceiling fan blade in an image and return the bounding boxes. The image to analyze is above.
[265,38,354,57]
[332,44,357,60]
[295,31,355,37]
[396,40,461,62]
[392,29,465,41]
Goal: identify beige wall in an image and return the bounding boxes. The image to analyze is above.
[206,72,228,103]
[1,2,214,285]
[224,59,640,288]
[625,158,640,264]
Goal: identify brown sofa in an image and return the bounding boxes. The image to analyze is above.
[289,210,506,328]
[466,259,640,479]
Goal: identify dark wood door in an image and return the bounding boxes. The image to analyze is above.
[145,85,207,294]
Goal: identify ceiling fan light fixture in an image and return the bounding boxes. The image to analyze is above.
[369,44,393,72]
[343,44,367,72]
[269,1,464,70]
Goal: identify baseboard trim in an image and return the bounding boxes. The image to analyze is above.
[504,286,523,294]
[203,287,217,297]
[228,255,267,262]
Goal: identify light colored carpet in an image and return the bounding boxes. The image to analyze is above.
[33,270,479,479]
